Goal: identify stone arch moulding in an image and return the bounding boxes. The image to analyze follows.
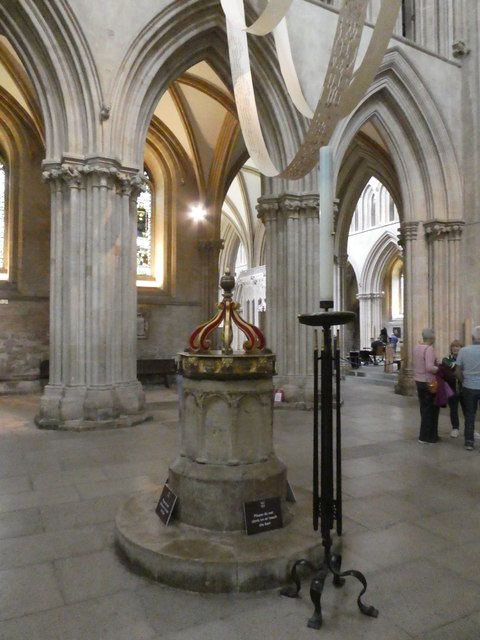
[335,132,401,261]
[355,231,401,350]
[331,47,463,226]
[330,47,463,392]
[360,231,401,295]
[0,0,104,159]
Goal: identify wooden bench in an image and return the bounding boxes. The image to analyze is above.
[136,359,177,387]
[39,358,177,387]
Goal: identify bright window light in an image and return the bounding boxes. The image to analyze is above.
[190,204,207,222]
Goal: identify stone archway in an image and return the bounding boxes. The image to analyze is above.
[331,48,463,393]
[357,231,402,349]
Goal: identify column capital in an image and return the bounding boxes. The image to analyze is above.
[197,239,225,254]
[356,292,384,301]
[257,193,319,222]
[424,219,465,242]
[397,221,419,248]
[42,158,145,197]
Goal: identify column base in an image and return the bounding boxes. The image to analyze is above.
[273,374,313,406]
[115,486,322,593]
[35,382,148,431]
[395,368,417,396]
[169,455,288,531]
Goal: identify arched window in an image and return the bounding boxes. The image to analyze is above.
[391,259,404,319]
[234,242,247,275]
[136,169,153,279]
[353,206,359,232]
[0,159,7,280]
[389,197,396,222]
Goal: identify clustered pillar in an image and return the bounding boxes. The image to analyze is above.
[37,158,146,430]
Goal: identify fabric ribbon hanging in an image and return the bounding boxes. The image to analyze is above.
[220,0,402,180]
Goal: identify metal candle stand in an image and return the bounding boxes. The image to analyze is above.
[280,308,378,630]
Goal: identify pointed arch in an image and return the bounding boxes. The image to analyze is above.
[108,0,309,182]
[0,0,104,158]
[333,47,462,388]
[335,131,401,259]
[360,230,401,294]
[333,47,462,229]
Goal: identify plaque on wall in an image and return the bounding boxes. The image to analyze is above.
[155,484,177,525]
[243,496,283,535]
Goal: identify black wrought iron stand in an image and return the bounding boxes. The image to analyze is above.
[281,309,378,630]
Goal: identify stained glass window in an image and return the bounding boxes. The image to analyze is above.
[136,171,153,277]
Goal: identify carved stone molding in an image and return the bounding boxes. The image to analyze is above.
[452,40,470,58]
[257,193,319,222]
[424,220,465,243]
[256,198,279,223]
[42,161,145,197]
[197,239,225,254]
[184,389,271,411]
[179,352,276,379]
[356,292,384,301]
[397,221,419,248]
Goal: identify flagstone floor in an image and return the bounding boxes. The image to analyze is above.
[0,377,479,639]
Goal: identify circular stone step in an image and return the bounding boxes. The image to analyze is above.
[115,487,323,593]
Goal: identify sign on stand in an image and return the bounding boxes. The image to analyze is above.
[155,484,177,525]
[243,496,283,535]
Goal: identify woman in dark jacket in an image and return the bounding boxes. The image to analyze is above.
[439,340,464,439]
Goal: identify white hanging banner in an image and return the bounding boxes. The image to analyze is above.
[220,0,293,36]
[339,0,402,117]
[222,0,401,180]
[226,0,369,179]
[273,19,314,119]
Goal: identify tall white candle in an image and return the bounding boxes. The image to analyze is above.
[319,146,334,307]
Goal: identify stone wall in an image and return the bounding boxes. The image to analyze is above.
[0,300,49,393]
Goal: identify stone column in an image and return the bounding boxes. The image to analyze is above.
[357,292,384,349]
[257,193,319,402]
[424,220,465,350]
[336,252,353,353]
[198,239,224,324]
[396,221,419,394]
[37,158,146,429]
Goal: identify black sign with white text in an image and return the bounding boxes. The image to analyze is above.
[155,484,177,525]
[243,496,283,535]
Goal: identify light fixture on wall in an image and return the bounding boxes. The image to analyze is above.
[189,204,207,222]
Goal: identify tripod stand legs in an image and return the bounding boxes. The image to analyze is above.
[280,552,378,629]
[308,566,328,629]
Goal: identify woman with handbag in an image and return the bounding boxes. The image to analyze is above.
[413,328,440,444]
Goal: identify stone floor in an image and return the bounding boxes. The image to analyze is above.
[0,378,479,639]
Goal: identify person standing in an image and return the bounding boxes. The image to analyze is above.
[371,337,384,365]
[389,333,399,352]
[455,326,480,451]
[439,340,465,439]
[413,328,440,444]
